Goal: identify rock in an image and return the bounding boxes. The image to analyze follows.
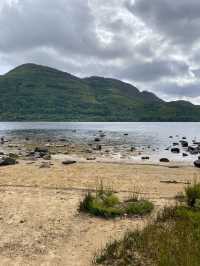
[182,137,187,140]
[86,157,96,161]
[62,160,77,165]
[171,148,180,153]
[94,138,100,142]
[124,133,128,136]
[0,152,4,156]
[100,134,106,138]
[130,147,136,152]
[194,160,200,168]
[173,142,179,146]
[160,158,170,163]
[0,157,17,166]
[180,140,188,147]
[183,153,188,157]
[169,136,173,138]
[141,156,150,160]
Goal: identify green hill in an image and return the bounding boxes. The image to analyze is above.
[0,63,199,121]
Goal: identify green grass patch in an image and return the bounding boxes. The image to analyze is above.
[95,206,200,266]
[79,189,154,219]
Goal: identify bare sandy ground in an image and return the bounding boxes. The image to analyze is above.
[0,160,199,265]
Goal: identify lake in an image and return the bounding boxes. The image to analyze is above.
[0,122,199,163]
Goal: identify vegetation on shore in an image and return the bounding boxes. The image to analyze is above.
[95,182,200,266]
[79,185,154,219]
[1,63,200,121]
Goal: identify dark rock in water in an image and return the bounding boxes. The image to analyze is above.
[0,152,4,156]
[124,133,128,136]
[180,140,188,147]
[169,136,173,138]
[160,158,170,163]
[130,147,136,152]
[94,138,100,142]
[62,160,76,165]
[182,137,187,140]
[141,156,150,160]
[188,146,199,155]
[171,148,180,153]
[194,160,200,168]
[173,142,179,146]
[100,134,106,138]
[0,157,17,166]
[183,153,188,157]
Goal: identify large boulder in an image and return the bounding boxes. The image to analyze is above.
[0,157,17,166]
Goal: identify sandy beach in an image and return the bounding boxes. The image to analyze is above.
[0,159,199,265]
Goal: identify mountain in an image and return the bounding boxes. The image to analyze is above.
[0,63,200,121]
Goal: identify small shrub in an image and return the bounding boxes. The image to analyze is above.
[125,200,154,216]
[185,183,200,208]
[79,188,154,219]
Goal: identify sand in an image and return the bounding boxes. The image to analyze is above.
[0,160,199,265]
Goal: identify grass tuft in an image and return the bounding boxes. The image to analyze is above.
[79,186,154,219]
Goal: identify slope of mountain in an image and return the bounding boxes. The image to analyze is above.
[0,63,199,121]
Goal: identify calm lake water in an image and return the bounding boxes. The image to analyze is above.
[0,122,200,163]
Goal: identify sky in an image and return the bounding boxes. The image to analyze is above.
[0,0,200,104]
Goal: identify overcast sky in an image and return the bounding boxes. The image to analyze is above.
[0,0,200,104]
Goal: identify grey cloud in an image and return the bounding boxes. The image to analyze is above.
[158,82,200,98]
[126,0,200,46]
[0,0,200,104]
[117,59,190,82]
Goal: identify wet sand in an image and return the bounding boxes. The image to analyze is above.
[0,160,199,265]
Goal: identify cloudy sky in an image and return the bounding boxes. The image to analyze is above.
[0,0,200,104]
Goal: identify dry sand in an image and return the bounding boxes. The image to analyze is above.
[0,160,199,265]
